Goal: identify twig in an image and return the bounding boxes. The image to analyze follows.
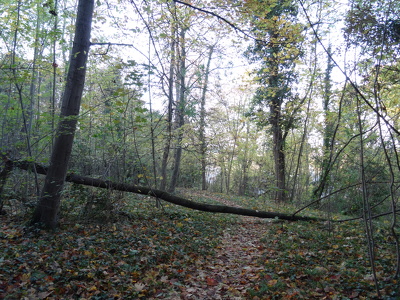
[172,0,261,42]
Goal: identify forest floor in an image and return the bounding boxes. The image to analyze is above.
[161,191,271,299]
[0,187,399,299]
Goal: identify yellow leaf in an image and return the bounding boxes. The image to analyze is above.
[268,279,278,286]
[89,285,97,291]
[21,273,30,282]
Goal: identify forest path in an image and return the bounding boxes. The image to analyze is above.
[160,191,273,299]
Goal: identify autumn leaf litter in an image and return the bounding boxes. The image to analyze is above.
[0,190,399,299]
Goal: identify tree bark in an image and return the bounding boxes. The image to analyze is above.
[160,23,176,191]
[28,1,42,135]
[238,122,251,196]
[270,84,287,202]
[267,40,287,202]
[14,159,322,222]
[31,0,94,229]
[314,46,335,200]
[169,28,187,193]
[199,45,214,190]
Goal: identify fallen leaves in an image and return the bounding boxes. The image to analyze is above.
[134,282,146,292]
[246,220,400,299]
[206,277,219,286]
[172,217,270,299]
[0,207,229,299]
[1,190,399,299]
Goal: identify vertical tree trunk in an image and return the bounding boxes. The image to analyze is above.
[168,28,187,193]
[271,101,286,202]
[289,97,311,202]
[267,37,287,202]
[269,57,286,202]
[238,121,251,196]
[160,31,176,191]
[314,46,334,200]
[31,0,94,229]
[28,1,42,135]
[226,134,238,195]
[50,0,59,148]
[199,45,214,190]
[245,1,303,203]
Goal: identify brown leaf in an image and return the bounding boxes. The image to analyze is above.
[206,277,218,286]
[37,291,53,299]
[349,291,360,299]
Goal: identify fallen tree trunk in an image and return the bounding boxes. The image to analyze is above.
[11,159,322,222]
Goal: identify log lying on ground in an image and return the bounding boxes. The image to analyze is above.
[11,159,323,222]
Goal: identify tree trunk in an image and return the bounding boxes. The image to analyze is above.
[199,45,214,190]
[31,0,94,229]
[160,30,176,191]
[314,46,335,200]
[322,50,333,162]
[267,42,287,202]
[226,131,238,195]
[169,28,187,193]
[50,0,59,148]
[28,1,42,135]
[239,122,251,196]
[270,97,286,202]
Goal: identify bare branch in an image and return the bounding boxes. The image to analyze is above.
[172,0,261,42]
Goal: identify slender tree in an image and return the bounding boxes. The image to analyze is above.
[169,27,188,193]
[160,20,177,191]
[199,44,215,190]
[31,0,94,229]
[313,45,335,201]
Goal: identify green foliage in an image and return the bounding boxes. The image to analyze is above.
[69,56,150,183]
[344,0,400,53]
[244,0,304,127]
